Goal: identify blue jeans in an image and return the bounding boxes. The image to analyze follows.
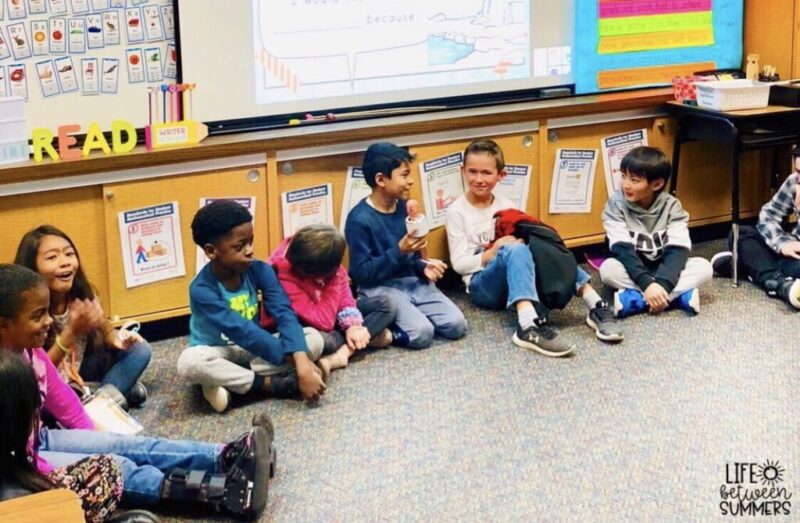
[359,276,467,349]
[80,340,152,396]
[468,243,591,310]
[38,427,222,506]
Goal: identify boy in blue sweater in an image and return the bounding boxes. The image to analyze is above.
[345,142,467,349]
[177,200,326,412]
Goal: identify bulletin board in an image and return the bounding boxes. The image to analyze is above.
[2,0,175,134]
[574,0,743,93]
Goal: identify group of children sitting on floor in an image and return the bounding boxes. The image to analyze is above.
[1,138,799,521]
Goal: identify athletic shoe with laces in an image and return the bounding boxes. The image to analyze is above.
[710,251,733,277]
[586,301,624,342]
[671,288,700,315]
[202,385,230,413]
[613,289,649,318]
[512,318,575,357]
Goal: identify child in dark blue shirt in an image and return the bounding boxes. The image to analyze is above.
[177,200,325,412]
[345,142,467,349]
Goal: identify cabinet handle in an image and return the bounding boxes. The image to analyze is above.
[106,191,114,200]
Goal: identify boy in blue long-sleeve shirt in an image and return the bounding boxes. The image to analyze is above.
[345,142,467,349]
[177,200,325,412]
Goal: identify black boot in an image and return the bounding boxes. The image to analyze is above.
[218,413,276,477]
[162,425,272,520]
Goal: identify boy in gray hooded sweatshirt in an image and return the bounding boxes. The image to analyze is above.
[599,146,712,317]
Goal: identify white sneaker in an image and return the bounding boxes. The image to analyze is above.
[202,385,230,413]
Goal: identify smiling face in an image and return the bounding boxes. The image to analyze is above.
[620,170,664,209]
[376,161,414,201]
[35,234,79,297]
[205,221,255,274]
[0,283,52,351]
[462,152,506,202]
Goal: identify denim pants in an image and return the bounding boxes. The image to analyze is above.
[468,243,591,310]
[38,426,222,506]
[358,277,467,349]
[79,340,152,397]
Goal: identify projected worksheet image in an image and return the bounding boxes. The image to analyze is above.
[253,0,530,104]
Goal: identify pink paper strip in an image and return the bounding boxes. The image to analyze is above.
[599,0,712,19]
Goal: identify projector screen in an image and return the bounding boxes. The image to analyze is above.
[177,0,574,132]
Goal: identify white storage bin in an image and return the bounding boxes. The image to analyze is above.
[695,79,770,111]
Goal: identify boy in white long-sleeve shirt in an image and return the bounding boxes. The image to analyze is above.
[446,139,622,357]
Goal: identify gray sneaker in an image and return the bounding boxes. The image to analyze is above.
[513,318,575,357]
[586,301,624,342]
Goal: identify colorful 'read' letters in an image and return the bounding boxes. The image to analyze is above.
[31,120,138,162]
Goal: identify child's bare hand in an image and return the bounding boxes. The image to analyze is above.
[423,259,447,282]
[399,234,427,255]
[109,330,144,350]
[69,298,105,336]
[643,283,669,312]
[345,326,370,350]
[780,241,800,259]
[296,360,326,403]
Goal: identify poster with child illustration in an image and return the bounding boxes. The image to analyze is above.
[420,152,464,228]
[118,201,186,288]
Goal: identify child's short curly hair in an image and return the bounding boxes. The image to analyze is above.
[0,264,44,320]
[191,200,252,247]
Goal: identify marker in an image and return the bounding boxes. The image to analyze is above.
[289,118,301,125]
[160,84,168,123]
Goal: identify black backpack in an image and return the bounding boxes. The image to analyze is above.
[513,220,578,313]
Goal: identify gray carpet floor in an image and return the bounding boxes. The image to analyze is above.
[134,240,799,522]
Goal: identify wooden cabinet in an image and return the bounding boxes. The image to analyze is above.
[100,165,268,322]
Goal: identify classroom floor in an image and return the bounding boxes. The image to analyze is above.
[135,240,799,522]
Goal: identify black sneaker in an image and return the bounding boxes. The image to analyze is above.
[586,301,624,342]
[125,380,148,409]
[512,318,575,357]
[711,251,733,278]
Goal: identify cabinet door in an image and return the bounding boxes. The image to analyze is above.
[102,166,268,322]
[0,186,111,309]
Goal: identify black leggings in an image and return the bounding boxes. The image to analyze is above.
[728,225,800,288]
[319,295,397,354]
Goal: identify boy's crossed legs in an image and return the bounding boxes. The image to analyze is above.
[711,225,800,309]
[599,257,712,317]
[177,327,324,412]
[359,277,467,349]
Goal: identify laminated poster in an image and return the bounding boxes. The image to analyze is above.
[601,129,648,197]
[281,183,334,236]
[494,163,532,212]
[419,152,464,228]
[340,166,372,232]
[118,201,186,288]
[549,149,597,214]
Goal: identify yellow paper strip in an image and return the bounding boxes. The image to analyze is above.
[599,12,712,37]
[599,28,714,54]
[597,61,716,90]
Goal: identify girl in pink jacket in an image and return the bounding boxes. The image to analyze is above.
[264,224,397,379]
